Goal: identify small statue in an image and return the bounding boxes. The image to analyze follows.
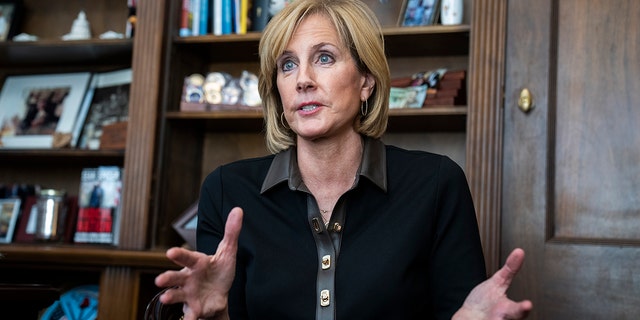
[62,11,91,40]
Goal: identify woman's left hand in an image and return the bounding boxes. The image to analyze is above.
[452,248,533,319]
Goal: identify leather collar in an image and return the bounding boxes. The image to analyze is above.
[260,136,387,194]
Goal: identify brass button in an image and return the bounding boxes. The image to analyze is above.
[322,255,331,270]
[311,217,323,233]
[320,289,330,307]
[332,222,342,232]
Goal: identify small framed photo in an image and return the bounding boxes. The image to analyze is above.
[75,69,132,149]
[172,202,198,249]
[0,0,23,41]
[0,198,21,243]
[401,0,441,27]
[0,72,92,148]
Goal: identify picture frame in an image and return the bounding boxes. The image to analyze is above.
[75,69,132,149]
[0,197,21,243]
[0,0,23,41]
[401,0,441,27]
[172,202,198,249]
[0,72,92,149]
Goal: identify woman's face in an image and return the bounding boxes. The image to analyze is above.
[276,13,373,143]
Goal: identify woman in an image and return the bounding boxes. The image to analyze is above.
[155,1,532,319]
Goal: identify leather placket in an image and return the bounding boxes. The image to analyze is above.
[307,195,346,320]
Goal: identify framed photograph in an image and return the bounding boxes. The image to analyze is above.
[401,0,441,27]
[0,198,21,243]
[0,0,23,41]
[0,72,92,148]
[172,202,198,249]
[75,69,132,149]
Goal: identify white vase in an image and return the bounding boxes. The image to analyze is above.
[441,0,463,25]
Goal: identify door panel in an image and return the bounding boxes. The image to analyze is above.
[553,1,640,242]
[503,0,640,318]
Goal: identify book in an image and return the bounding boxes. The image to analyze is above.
[213,0,223,35]
[76,69,132,150]
[423,95,466,106]
[434,87,463,98]
[126,0,137,38]
[250,0,270,32]
[191,0,201,36]
[180,0,192,36]
[221,0,233,34]
[237,0,249,34]
[441,69,467,80]
[200,0,210,35]
[74,166,123,245]
[437,78,465,90]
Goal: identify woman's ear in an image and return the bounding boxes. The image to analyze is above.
[361,73,375,101]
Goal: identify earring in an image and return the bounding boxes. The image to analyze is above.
[280,112,290,129]
[360,99,369,116]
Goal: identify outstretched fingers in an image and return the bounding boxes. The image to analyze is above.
[215,207,244,261]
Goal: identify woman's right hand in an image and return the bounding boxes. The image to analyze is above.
[154,207,244,320]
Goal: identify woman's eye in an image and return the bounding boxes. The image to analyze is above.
[318,54,333,64]
[281,60,296,72]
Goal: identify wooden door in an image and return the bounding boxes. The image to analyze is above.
[502,0,640,318]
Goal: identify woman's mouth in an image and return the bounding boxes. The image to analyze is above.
[300,104,320,112]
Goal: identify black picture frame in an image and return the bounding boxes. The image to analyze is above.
[401,0,441,27]
[0,0,23,41]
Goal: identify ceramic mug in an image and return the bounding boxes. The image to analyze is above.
[441,0,463,25]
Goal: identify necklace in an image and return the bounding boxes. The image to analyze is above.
[320,209,331,223]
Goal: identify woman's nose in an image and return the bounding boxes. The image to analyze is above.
[296,64,316,92]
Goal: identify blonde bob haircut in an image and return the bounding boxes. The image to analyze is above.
[259,0,391,154]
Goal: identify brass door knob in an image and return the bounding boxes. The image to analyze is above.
[518,88,533,113]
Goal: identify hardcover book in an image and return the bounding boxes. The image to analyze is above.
[74,166,123,245]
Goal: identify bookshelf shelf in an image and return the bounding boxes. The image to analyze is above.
[172,25,470,61]
[0,39,133,68]
[0,244,176,269]
[0,149,125,167]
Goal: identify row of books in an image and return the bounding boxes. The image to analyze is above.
[180,0,287,36]
[2,166,123,245]
[0,69,132,150]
